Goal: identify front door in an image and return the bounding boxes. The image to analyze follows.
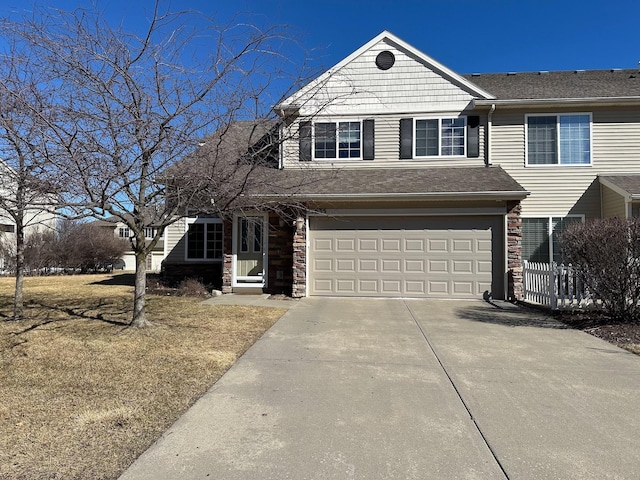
[233,215,267,287]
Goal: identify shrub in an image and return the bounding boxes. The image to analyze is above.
[176,278,209,297]
[560,218,640,323]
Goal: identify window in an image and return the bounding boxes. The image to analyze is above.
[144,227,157,239]
[240,217,262,253]
[314,121,361,159]
[415,117,466,157]
[118,227,130,238]
[186,217,223,260]
[527,114,591,165]
[522,216,582,264]
[0,224,15,233]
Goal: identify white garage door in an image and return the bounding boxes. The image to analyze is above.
[308,216,501,298]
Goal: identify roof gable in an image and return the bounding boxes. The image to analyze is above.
[278,31,495,116]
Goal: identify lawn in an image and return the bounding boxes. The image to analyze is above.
[0,274,286,480]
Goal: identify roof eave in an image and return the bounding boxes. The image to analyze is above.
[255,191,530,202]
[473,97,640,109]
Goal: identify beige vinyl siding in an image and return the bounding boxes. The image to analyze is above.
[163,217,186,263]
[601,185,627,218]
[291,39,475,117]
[491,108,640,219]
[282,113,486,169]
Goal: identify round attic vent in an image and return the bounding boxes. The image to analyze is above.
[375,50,395,70]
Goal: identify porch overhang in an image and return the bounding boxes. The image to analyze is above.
[599,175,640,202]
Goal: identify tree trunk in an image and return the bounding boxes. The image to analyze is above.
[13,219,25,320]
[131,251,150,327]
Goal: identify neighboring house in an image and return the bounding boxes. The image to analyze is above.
[163,31,640,300]
[0,160,58,271]
[93,218,165,272]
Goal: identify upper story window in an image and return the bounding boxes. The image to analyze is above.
[415,117,466,157]
[118,226,130,238]
[314,121,361,159]
[526,114,591,166]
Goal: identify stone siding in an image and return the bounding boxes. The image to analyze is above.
[292,217,307,298]
[507,201,523,301]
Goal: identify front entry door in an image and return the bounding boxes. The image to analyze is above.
[234,215,266,286]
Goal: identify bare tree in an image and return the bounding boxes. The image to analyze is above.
[3,2,309,326]
[0,41,58,319]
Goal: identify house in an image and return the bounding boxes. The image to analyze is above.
[93,217,165,272]
[162,31,640,300]
[0,160,58,272]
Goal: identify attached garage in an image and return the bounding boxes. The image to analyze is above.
[308,215,504,299]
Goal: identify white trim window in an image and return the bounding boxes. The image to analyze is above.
[144,227,161,239]
[522,216,583,264]
[526,113,591,166]
[314,121,361,159]
[414,117,466,157]
[185,216,223,261]
[118,226,131,238]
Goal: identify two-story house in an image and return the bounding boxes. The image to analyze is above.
[162,31,640,300]
[93,217,165,272]
[0,160,58,272]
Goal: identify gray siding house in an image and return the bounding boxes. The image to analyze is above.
[162,31,640,299]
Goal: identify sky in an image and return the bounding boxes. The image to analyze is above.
[1,0,636,74]
[0,0,638,80]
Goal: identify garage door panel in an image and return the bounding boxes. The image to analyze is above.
[336,238,355,252]
[358,238,378,251]
[452,260,473,274]
[427,239,448,252]
[428,259,448,273]
[309,216,502,298]
[405,259,426,273]
[313,258,333,272]
[405,239,425,252]
[358,259,378,272]
[381,239,401,252]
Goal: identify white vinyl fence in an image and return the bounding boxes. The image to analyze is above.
[522,261,603,310]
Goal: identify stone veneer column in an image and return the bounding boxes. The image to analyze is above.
[507,201,523,301]
[292,217,307,298]
[222,219,233,293]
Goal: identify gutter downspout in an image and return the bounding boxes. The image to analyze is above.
[486,103,496,167]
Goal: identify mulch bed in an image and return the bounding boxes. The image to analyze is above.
[557,311,640,350]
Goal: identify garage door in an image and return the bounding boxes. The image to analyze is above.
[308,216,502,298]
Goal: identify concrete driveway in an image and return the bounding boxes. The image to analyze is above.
[120,298,640,480]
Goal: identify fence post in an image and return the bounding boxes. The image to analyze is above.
[523,260,528,302]
[550,261,558,310]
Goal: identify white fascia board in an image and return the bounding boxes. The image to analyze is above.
[474,97,640,109]
[276,30,495,112]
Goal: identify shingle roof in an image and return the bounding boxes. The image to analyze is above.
[463,69,640,100]
[260,166,527,199]
[599,175,640,197]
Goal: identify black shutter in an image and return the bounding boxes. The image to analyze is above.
[399,118,413,159]
[299,121,312,161]
[363,119,375,160]
[467,115,480,158]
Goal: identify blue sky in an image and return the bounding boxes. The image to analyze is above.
[1,0,638,75]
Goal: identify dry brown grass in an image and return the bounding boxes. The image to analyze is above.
[0,274,285,480]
